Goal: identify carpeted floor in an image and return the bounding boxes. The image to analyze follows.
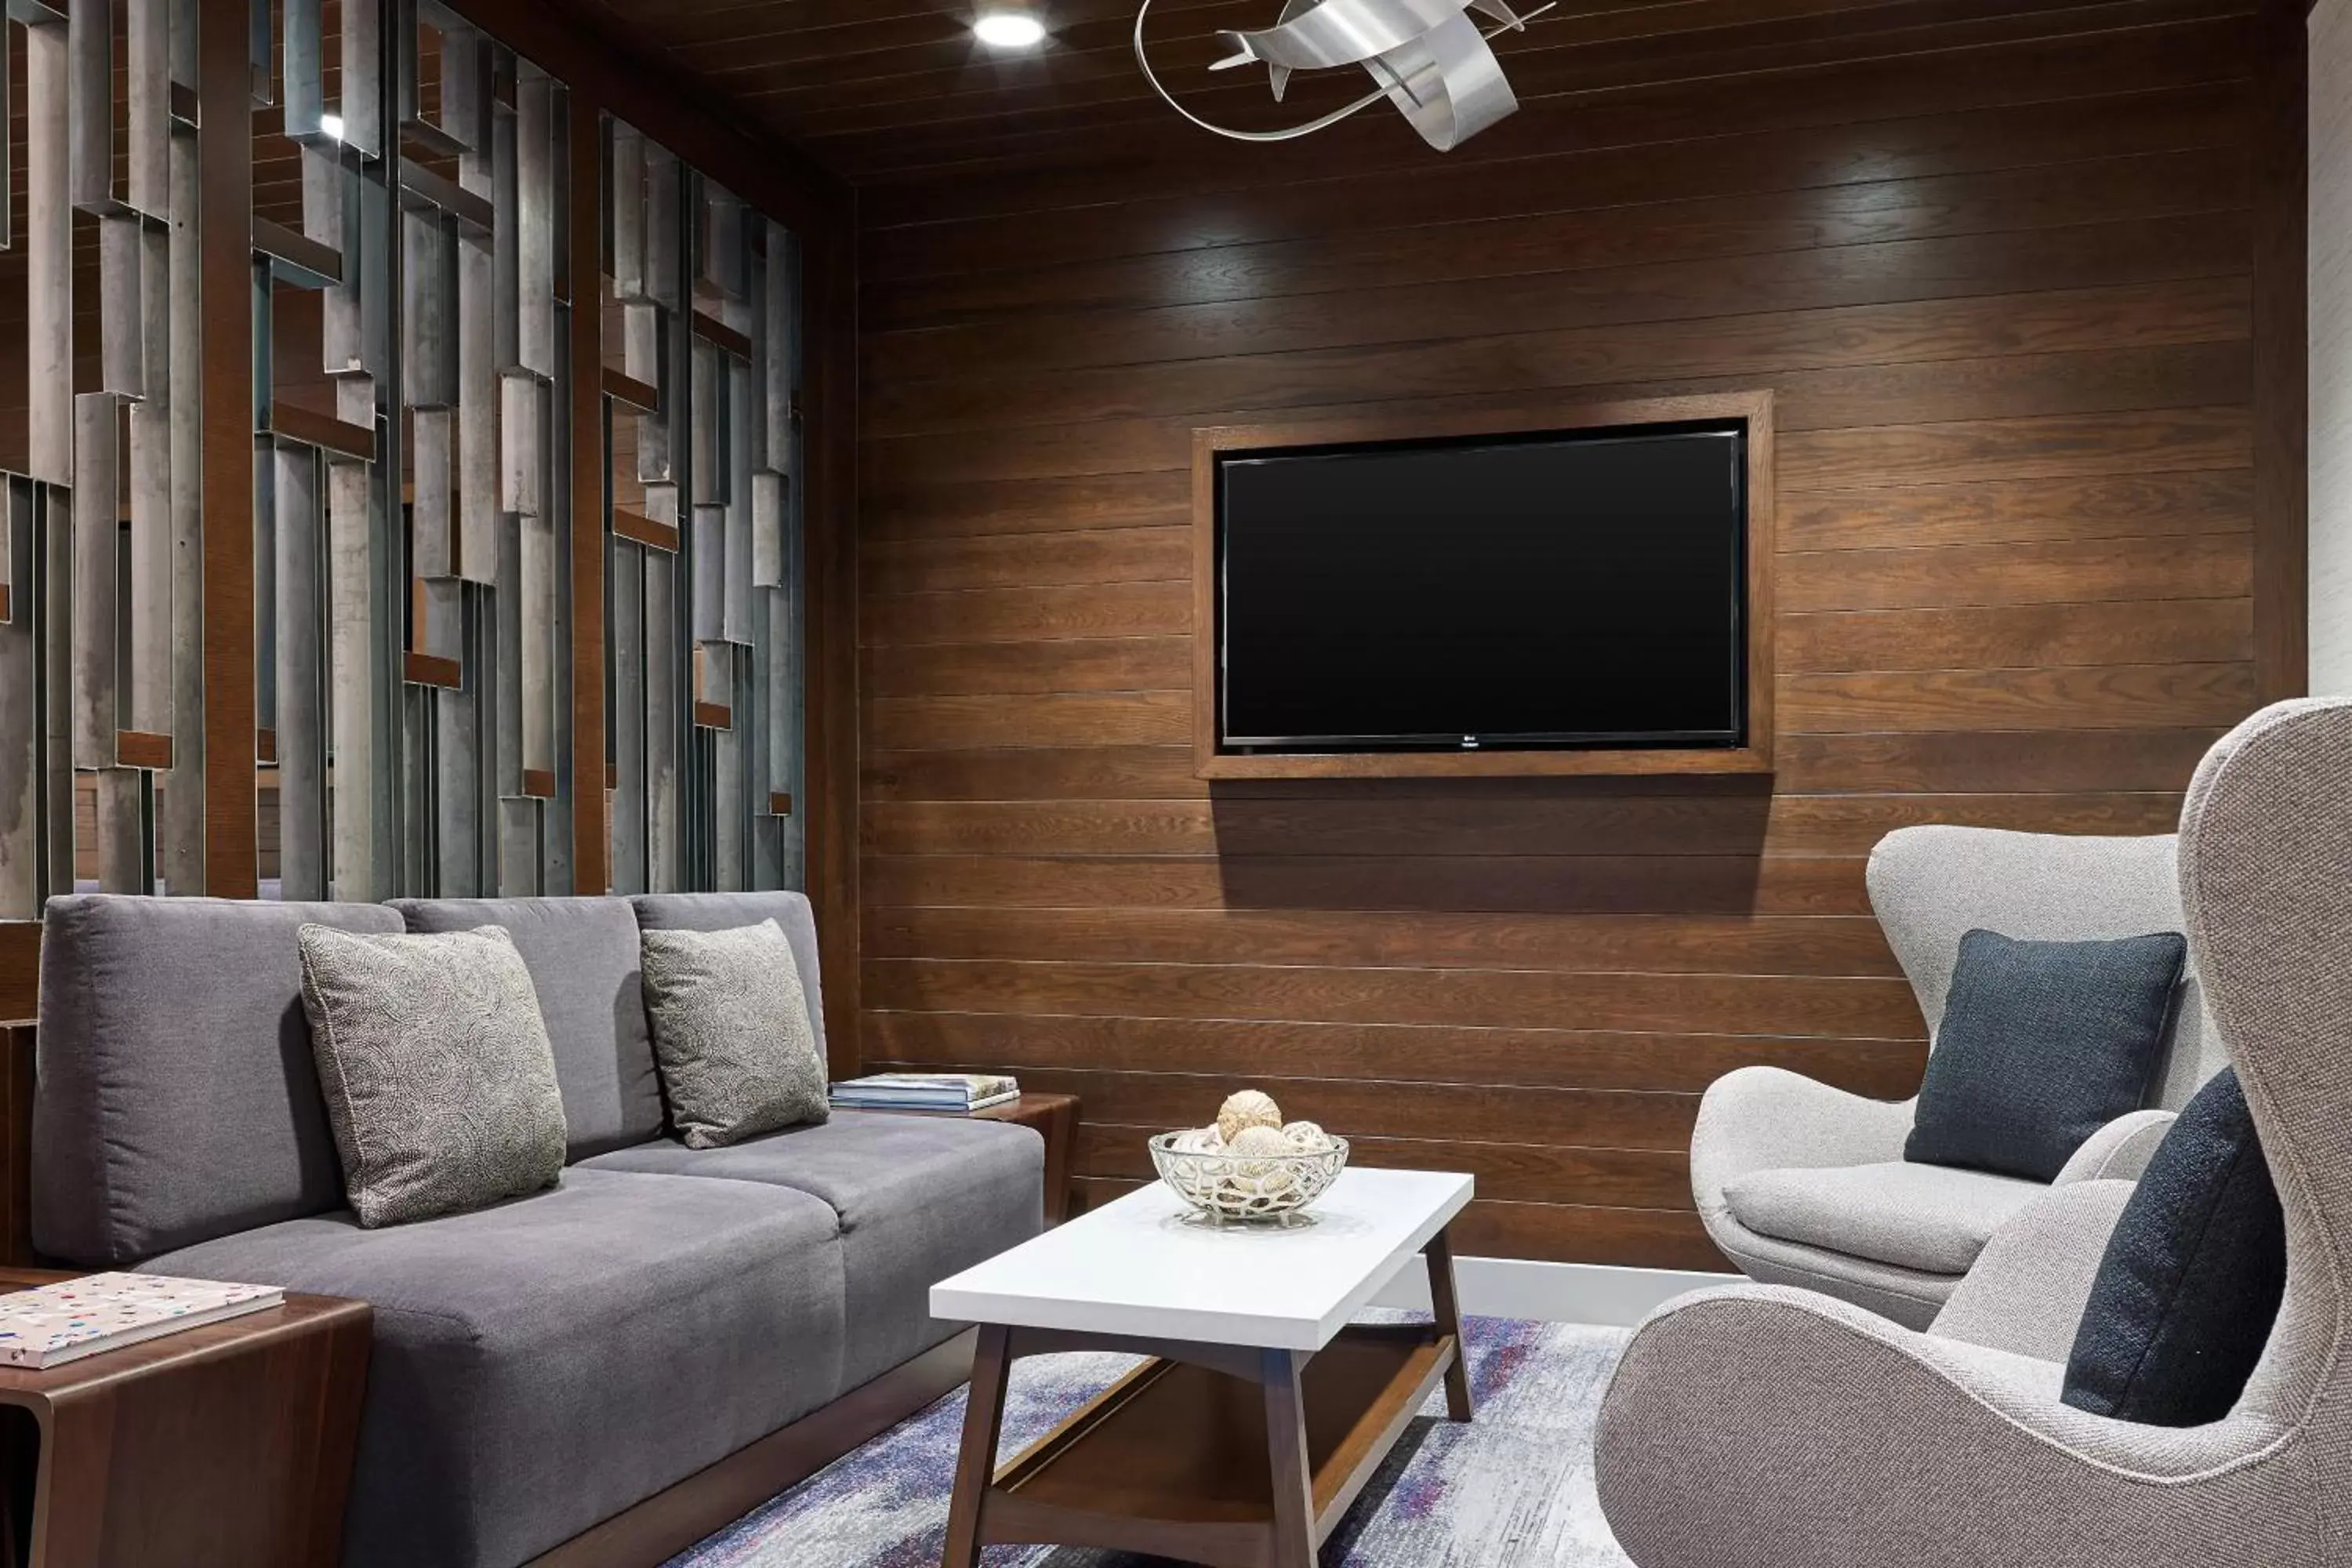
[667,1316,1636,1568]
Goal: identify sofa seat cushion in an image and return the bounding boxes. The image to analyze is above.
[1722,1160,2044,1276]
[389,897,666,1160]
[143,1168,847,1568]
[584,1110,1042,1388]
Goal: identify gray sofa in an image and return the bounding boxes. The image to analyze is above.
[30,888,1044,1568]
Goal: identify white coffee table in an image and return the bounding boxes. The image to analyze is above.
[931,1166,1475,1568]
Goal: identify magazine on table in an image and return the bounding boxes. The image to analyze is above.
[829,1072,1020,1112]
[0,1272,283,1370]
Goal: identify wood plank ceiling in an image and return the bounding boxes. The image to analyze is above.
[563,0,1930,181]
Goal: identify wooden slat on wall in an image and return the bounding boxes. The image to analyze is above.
[850,0,2307,1266]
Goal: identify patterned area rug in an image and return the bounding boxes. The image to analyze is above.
[667,1316,1636,1568]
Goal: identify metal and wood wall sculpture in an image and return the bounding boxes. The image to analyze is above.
[0,0,806,919]
[604,131,804,895]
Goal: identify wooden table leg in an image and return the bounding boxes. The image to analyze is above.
[1261,1347,1316,1568]
[942,1325,1012,1568]
[1425,1227,1474,1421]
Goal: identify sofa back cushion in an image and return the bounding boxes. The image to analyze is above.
[630,892,828,1062]
[389,897,666,1159]
[33,894,404,1265]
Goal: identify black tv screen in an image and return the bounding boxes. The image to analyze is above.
[1215,422,1749,754]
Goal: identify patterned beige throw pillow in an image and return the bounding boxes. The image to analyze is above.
[296,924,568,1228]
[638,919,829,1149]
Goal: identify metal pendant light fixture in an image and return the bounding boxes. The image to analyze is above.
[1134,0,1553,151]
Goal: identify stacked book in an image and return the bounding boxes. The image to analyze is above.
[0,1272,283,1370]
[830,1073,1020,1112]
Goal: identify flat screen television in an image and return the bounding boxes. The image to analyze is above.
[1213,419,1752,759]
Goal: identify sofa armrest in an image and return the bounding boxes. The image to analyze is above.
[2053,1109,2176,1185]
[1688,1066,1914,1218]
[1929,1178,2133,1363]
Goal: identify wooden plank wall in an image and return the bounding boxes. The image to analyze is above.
[854,0,2308,1266]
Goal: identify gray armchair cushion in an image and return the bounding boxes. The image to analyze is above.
[1689,1068,1962,1327]
[143,1168,848,1568]
[33,895,404,1265]
[297,924,568,1228]
[631,891,828,1060]
[584,1109,1041,1388]
[638,919,829,1149]
[390,897,665,1159]
[1722,1160,2042,1276]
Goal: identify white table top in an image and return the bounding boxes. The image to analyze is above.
[931,1166,1474,1352]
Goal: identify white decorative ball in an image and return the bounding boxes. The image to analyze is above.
[1173,1126,1222,1155]
[1229,1124,1292,1157]
[1218,1089,1283,1144]
[1282,1120,1330,1149]
[1226,1123,1299,1190]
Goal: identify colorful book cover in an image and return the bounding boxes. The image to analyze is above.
[0,1272,285,1370]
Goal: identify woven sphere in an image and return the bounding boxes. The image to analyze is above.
[1218,1089,1283,1143]
[1229,1124,1292,1158]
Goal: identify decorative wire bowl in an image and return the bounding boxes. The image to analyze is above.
[1148,1131,1349,1226]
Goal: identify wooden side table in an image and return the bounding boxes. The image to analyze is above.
[863,1092,1079,1225]
[0,1268,371,1568]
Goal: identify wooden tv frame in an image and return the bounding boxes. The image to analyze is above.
[1191,390,1776,781]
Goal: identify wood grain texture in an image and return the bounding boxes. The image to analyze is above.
[571,97,610,896]
[829,0,2303,1269]
[0,1271,372,1568]
[200,0,258,899]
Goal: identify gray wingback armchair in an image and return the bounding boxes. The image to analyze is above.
[1691,822,2227,1327]
[1596,697,2352,1567]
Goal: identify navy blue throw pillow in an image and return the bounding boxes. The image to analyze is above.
[2062,1068,2286,1426]
[1905,929,2186,1182]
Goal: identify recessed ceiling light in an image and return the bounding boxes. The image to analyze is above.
[974,10,1047,48]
